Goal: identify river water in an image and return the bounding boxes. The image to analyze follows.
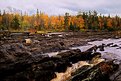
[49,38,121,81]
[71,38,121,61]
[89,38,121,61]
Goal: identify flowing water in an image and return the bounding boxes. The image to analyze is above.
[48,38,121,81]
[88,38,121,61]
[71,38,121,61]
[51,61,91,81]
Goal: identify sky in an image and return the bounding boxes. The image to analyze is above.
[0,0,121,16]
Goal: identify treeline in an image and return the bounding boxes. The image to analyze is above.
[0,9,121,31]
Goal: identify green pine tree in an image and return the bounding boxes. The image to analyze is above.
[11,16,20,30]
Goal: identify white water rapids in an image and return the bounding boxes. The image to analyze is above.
[71,38,121,61]
[89,38,121,60]
[48,38,121,81]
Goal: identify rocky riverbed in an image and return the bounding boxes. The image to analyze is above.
[0,31,121,81]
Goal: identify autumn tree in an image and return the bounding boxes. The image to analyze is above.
[19,11,24,29]
[1,10,10,30]
[11,15,20,30]
[98,14,104,30]
[35,9,40,30]
[0,10,2,30]
[64,12,70,31]
[22,13,32,30]
[81,12,88,29]
[0,9,121,32]
[76,16,85,30]
[69,22,74,31]
[58,16,64,31]
[92,11,99,30]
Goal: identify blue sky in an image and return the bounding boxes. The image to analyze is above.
[0,0,121,16]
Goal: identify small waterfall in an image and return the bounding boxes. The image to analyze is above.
[51,61,90,81]
[51,38,121,81]
[51,57,105,81]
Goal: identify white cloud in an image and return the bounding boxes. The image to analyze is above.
[0,0,121,16]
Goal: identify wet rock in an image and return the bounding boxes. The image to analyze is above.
[71,65,91,77]
[34,70,56,81]
[54,59,70,72]
[111,44,118,47]
[50,56,71,72]
[59,42,64,46]
[30,61,57,81]
[50,49,102,73]
[33,61,55,70]
[25,39,32,45]
[116,47,121,49]
[0,54,51,80]
[56,49,81,58]
[30,48,38,52]
[107,43,114,47]
[92,52,101,58]
[0,49,15,63]
[33,40,39,44]
[69,61,119,81]
[110,64,121,81]
[23,32,30,36]
[0,31,120,81]
[114,36,120,39]
[86,45,98,53]
[54,49,82,64]
[98,43,105,51]
[3,69,56,81]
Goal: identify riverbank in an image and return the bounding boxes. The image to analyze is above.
[0,31,121,81]
[0,31,117,53]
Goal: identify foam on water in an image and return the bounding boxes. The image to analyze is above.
[47,38,121,59]
[88,38,121,60]
[51,58,105,81]
[71,38,121,60]
[49,38,119,81]
[51,61,91,81]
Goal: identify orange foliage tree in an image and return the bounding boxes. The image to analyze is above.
[0,9,121,31]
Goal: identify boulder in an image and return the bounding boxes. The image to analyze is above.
[25,39,32,45]
[98,43,105,51]
[69,61,119,81]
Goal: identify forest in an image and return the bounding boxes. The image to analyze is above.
[0,9,121,32]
